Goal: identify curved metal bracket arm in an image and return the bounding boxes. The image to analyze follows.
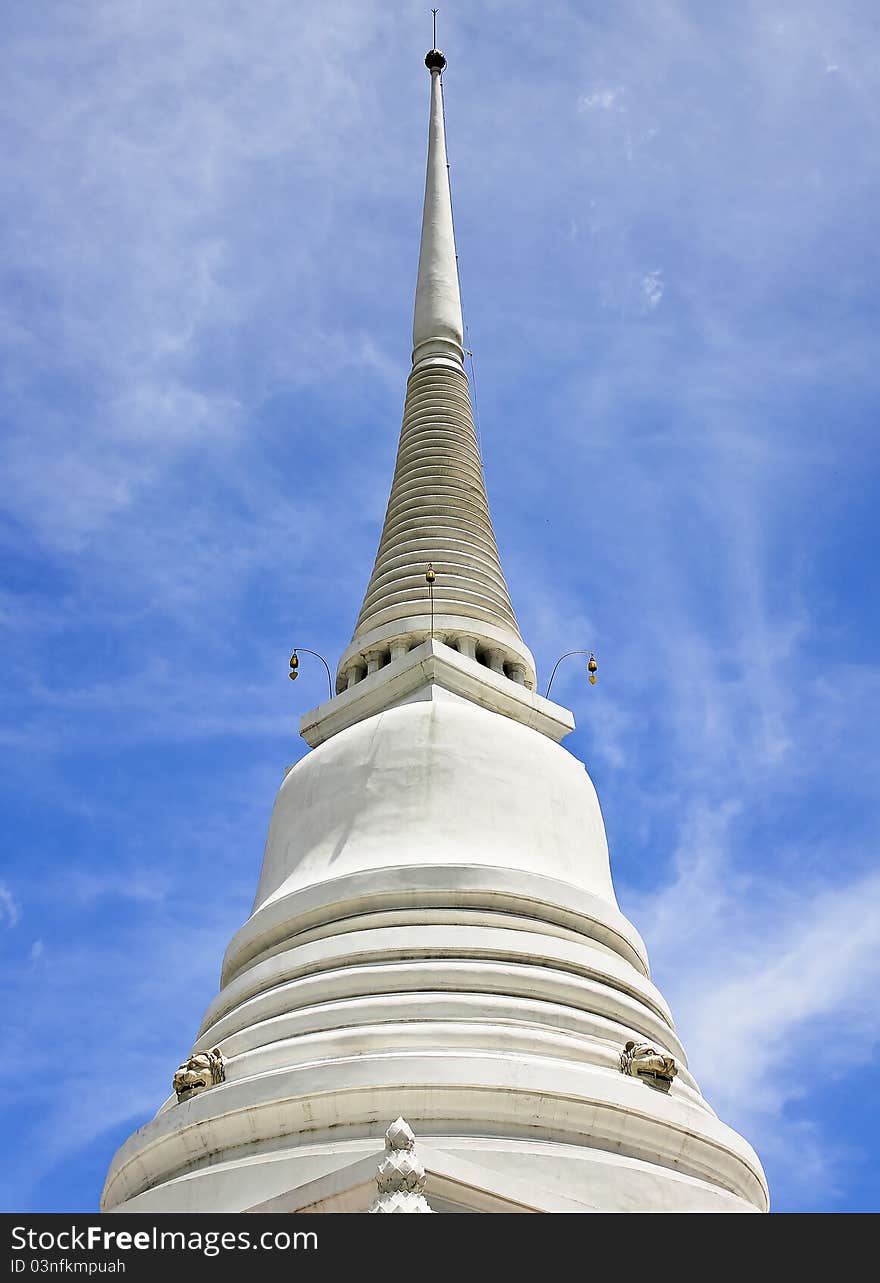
[290,648,334,702]
[545,650,594,700]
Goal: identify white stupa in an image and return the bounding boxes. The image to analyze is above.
[102,47,768,1215]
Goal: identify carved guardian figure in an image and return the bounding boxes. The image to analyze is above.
[620,1040,677,1088]
[173,1047,226,1102]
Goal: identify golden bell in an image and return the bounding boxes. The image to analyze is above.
[588,653,598,685]
[426,563,436,585]
[289,651,299,680]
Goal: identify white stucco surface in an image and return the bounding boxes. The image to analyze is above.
[255,699,615,909]
[102,693,768,1215]
[412,68,463,362]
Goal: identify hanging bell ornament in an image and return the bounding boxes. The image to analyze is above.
[425,564,436,585]
[588,653,598,685]
[289,651,299,681]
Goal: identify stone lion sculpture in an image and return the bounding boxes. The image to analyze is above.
[620,1040,677,1088]
[173,1047,226,1102]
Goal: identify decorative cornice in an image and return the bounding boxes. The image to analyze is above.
[305,640,573,749]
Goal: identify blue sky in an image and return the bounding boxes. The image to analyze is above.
[1,0,878,1214]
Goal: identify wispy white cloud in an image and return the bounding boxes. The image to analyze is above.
[624,809,880,1204]
[579,84,624,112]
[0,905,244,1210]
[0,886,22,929]
[640,269,664,311]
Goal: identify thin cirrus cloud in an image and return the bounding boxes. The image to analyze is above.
[0,0,878,1214]
[624,798,880,1198]
[0,885,22,929]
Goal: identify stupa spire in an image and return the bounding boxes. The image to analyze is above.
[335,46,538,696]
[412,46,463,367]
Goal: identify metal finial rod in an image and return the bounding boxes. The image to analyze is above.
[425,9,446,72]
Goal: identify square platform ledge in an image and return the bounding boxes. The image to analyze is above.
[298,639,575,748]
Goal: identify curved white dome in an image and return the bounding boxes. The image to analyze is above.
[102,693,768,1214]
[254,698,617,912]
